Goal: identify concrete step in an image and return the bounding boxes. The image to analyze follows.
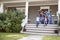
[21,32,59,36]
[26,25,58,27]
[26,28,56,31]
[26,26,57,28]
[22,24,59,36]
[26,24,58,28]
[26,26,58,29]
[26,24,58,26]
[26,30,54,33]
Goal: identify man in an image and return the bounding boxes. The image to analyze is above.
[45,11,53,24]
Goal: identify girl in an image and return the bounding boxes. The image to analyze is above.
[44,16,48,27]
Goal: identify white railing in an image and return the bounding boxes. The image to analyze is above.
[57,12,60,23]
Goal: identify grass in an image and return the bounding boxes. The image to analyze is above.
[42,36,60,40]
[0,32,27,40]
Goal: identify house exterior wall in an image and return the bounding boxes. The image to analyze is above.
[50,5,58,21]
[28,5,58,24]
[28,6,40,24]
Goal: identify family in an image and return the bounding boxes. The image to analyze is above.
[36,10,53,28]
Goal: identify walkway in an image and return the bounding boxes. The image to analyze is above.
[18,35,43,40]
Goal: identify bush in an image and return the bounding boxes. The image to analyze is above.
[0,11,25,33]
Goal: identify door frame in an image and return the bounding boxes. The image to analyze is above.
[40,6,50,11]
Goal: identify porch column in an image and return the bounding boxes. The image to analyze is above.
[21,0,29,33]
[0,3,4,13]
[25,0,29,24]
[57,0,60,22]
[58,0,60,12]
[21,0,29,27]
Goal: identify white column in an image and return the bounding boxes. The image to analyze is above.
[57,0,60,23]
[21,0,29,33]
[25,0,29,24]
[21,0,29,27]
[58,0,60,12]
[0,3,4,13]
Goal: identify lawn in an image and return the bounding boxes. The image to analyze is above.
[0,32,27,40]
[42,36,60,40]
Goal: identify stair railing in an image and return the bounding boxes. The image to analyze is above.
[57,12,60,24]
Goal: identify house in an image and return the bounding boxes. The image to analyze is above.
[0,0,60,35]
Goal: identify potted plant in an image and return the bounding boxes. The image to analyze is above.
[54,20,60,34]
[57,19,60,33]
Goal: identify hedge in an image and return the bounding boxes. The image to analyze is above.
[0,11,25,33]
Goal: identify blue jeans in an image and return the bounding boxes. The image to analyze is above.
[36,21,39,28]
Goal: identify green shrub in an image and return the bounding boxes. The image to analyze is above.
[0,11,25,33]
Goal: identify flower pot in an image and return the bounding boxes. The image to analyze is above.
[54,30,59,34]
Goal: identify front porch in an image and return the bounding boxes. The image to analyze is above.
[28,5,58,24]
[1,0,58,24]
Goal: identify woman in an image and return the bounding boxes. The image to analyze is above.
[39,11,44,24]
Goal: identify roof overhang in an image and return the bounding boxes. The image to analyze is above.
[2,0,58,7]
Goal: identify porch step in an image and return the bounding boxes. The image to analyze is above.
[22,24,59,36]
[26,27,58,29]
[26,31,54,33]
[22,32,59,36]
[26,24,58,27]
[26,29,57,31]
[26,24,57,25]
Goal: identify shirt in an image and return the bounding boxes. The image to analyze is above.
[45,18,47,21]
[45,12,50,17]
[36,17,40,21]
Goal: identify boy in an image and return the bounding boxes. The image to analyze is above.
[36,16,40,28]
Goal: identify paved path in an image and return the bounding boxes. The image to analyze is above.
[18,36,43,40]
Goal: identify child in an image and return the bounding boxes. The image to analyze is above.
[44,16,48,27]
[36,16,40,28]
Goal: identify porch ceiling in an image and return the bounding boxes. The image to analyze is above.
[0,0,57,2]
[29,1,58,6]
[4,0,58,7]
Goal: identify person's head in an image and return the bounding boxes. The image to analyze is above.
[41,11,44,13]
[45,11,48,13]
[40,11,44,15]
[39,10,43,14]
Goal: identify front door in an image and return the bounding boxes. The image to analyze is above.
[41,9,48,12]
